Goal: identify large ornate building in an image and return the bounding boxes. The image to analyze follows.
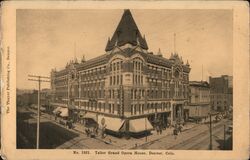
[51,9,191,134]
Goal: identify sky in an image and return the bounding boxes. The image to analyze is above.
[17,9,233,90]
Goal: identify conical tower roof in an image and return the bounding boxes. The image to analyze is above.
[105,9,148,51]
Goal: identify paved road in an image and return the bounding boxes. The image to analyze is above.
[17,106,232,150]
[169,120,232,150]
[137,119,232,150]
[17,107,117,149]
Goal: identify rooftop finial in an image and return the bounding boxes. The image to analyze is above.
[158,48,161,54]
[81,55,86,63]
[74,42,76,61]
[174,33,176,53]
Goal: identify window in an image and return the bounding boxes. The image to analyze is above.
[139,104,141,114]
[112,104,114,114]
[103,103,106,112]
[99,90,101,98]
[113,76,116,85]
[131,105,133,115]
[99,103,101,111]
[110,77,112,85]
[109,104,111,113]
[131,90,133,99]
[120,75,123,84]
[134,105,137,115]
[117,89,120,99]
[117,75,119,85]
[112,90,115,99]
[113,63,116,71]
[117,62,120,70]
[147,104,150,113]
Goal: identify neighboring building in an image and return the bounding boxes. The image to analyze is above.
[185,81,210,121]
[16,89,38,107]
[209,75,233,112]
[51,10,191,135]
[40,88,53,111]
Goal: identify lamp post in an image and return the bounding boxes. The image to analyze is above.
[209,113,213,150]
[145,117,148,142]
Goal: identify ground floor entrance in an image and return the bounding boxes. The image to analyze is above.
[171,103,185,125]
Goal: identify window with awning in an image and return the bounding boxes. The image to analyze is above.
[129,118,153,133]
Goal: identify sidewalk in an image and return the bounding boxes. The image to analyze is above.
[32,109,198,149]
[71,120,197,149]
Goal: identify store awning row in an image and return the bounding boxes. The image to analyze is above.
[52,107,69,117]
[52,107,62,114]
[98,116,125,132]
[84,112,98,121]
[129,118,153,133]
[60,107,69,117]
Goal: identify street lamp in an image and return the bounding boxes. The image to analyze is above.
[209,113,213,150]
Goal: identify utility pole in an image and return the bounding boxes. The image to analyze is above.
[28,75,50,149]
[145,117,147,142]
[202,65,203,82]
[224,124,226,150]
[209,114,213,150]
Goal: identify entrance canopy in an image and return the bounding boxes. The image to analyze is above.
[129,118,153,133]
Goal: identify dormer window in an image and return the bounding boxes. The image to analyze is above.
[174,70,180,78]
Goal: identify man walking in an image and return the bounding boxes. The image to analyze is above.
[173,124,178,139]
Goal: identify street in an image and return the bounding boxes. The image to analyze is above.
[137,119,232,150]
[17,107,117,149]
[17,106,232,150]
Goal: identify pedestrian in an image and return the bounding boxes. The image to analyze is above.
[173,127,178,139]
[101,125,106,139]
[68,119,73,129]
[156,125,160,135]
[67,119,69,128]
[178,124,182,133]
[95,125,99,135]
[159,123,162,134]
